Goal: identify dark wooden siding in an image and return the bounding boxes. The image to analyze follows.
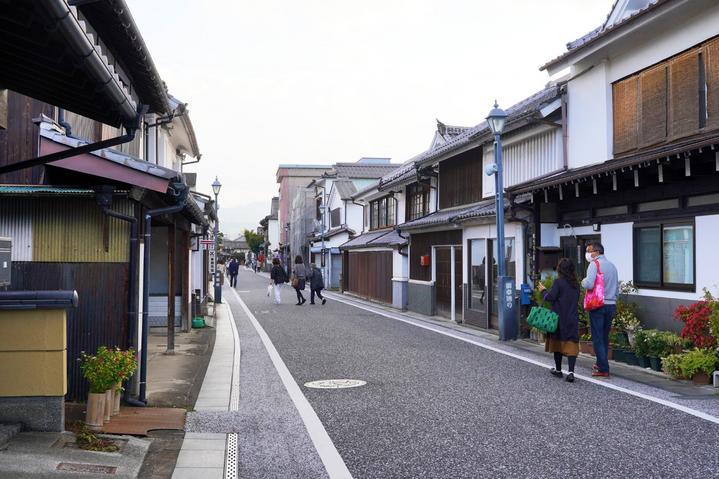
[438,148,482,209]
[346,251,392,303]
[11,262,129,401]
[409,230,462,281]
[0,91,55,184]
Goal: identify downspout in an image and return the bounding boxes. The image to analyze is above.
[100,203,145,407]
[138,184,189,404]
[561,87,569,170]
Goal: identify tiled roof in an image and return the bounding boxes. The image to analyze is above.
[328,163,400,179]
[0,186,99,196]
[333,179,358,200]
[398,204,481,230]
[340,229,407,250]
[311,226,356,241]
[540,0,668,71]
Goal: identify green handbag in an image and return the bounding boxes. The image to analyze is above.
[527,302,559,333]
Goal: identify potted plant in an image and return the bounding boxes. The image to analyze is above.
[661,353,686,379]
[633,329,651,368]
[113,348,138,415]
[614,281,641,347]
[679,348,719,385]
[674,291,717,349]
[79,347,116,431]
[610,330,630,364]
[579,332,594,355]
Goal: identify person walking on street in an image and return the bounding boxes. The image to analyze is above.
[258,251,266,272]
[227,258,239,288]
[539,258,580,383]
[581,241,618,378]
[270,258,286,304]
[309,264,326,305]
[291,255,307,305]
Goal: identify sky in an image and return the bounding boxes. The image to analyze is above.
[126,0,615,238]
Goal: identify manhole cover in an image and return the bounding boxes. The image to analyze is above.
[304,379,366,389]
[56,463,117,474]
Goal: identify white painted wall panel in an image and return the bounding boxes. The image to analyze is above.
[483,127,563,197]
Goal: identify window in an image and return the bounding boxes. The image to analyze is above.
[634,222,694,290]
[369,196,396,230]
[330,208,341,227]
[407,183,430,221]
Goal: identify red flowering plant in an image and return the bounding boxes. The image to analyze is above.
[673,289,718,349]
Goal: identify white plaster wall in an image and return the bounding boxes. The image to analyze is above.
[566,62,612,169]
[599,222,633,285]
[345,202,364,233]
[540,224,560,247]
[268,219,279,251]
[392,249,407,280]
[462,222,524,288]
[395,192,406,225]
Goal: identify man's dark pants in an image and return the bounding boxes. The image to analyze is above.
[229,273,238,288]
[310,288,324,304]
[589,304,616,373]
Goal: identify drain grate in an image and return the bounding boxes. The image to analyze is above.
[224,433,238,479]
[56,463,117,474]
[304,379,367,389]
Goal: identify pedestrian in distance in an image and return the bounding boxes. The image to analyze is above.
[269,258,286,304]
[309,264,326,305]
[582,241,618,378]
[539,258,580,383]
[291,255,307,305]
[227,257,239,288]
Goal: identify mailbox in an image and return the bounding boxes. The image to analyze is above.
[420,255,430,266]
[0,237,10,288]
[520,283,533,305]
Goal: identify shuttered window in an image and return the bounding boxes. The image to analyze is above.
[705,37,719,130]
[639,65,667,147]
[613,76,639,154]
[669,49,700,138]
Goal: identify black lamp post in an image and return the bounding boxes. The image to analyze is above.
[485,102,517,341]
[212,177,222,304]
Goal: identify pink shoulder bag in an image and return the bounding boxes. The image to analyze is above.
[583,260,605,311]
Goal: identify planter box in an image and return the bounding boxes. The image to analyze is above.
[579,341,594,356]
[638,356,651,369]
[648,356,663,372]
[613,349,627,364]
[624,352,640,366]
[692,372,712,385]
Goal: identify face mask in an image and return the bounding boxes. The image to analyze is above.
[585,252,594,263]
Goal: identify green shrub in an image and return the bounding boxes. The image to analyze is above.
[679,348,719,378]
[662,353,685,379]
[634,329,650,357]
[643,330,683,357]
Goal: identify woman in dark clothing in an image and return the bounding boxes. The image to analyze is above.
[308,264,326,305]
[269,258,286,304]
[539,258,580,383]
[292,255,307,305]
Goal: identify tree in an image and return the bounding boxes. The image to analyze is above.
[243,229,263,254]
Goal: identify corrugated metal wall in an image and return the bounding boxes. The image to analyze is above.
[483,127,563,197]
[33,198,131,262]
[0,200,33,261]
[12,262,129,401]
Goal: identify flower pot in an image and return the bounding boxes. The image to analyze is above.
[104,389,113,422]
[579,341,595,356]
[86,392,105,431]
[648,356,663,372]
[692,372,711,385]
[638,355,651,369]
[113,381,122,416]
[613,349,626,363]
[624,352,640,366]
[626,330,636,348]
[607,347,614,361]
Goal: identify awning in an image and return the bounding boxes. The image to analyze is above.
[39,127,176,193]
[340,229,407,250]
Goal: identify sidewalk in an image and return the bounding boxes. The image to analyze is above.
[171,301,239,479]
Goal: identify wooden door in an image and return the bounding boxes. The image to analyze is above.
[435,246,462,319]
[347,251,393,303]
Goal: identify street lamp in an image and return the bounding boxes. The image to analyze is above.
[212,177,222,304]
[485,102,517,341]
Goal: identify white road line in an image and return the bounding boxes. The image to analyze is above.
[325,292,719,426]
[229,287,353,479]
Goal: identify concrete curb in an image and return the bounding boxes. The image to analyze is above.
[172,301,238,479]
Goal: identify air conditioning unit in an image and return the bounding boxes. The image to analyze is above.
[0,237,10,288]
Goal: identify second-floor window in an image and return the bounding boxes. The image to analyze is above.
[406,183,430,221]
[370,196,396,230]
[330,207,341,227]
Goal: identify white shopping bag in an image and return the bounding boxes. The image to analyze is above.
[267,284,273,297]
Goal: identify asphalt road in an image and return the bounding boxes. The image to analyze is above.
[227,269,719,478]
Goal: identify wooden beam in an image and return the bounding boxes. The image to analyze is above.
[181,229,190,333]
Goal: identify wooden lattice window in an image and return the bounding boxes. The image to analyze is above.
[705,37,719,130]
[639,64,667,147]
[669,49,700,138]
[613,76,639,154]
